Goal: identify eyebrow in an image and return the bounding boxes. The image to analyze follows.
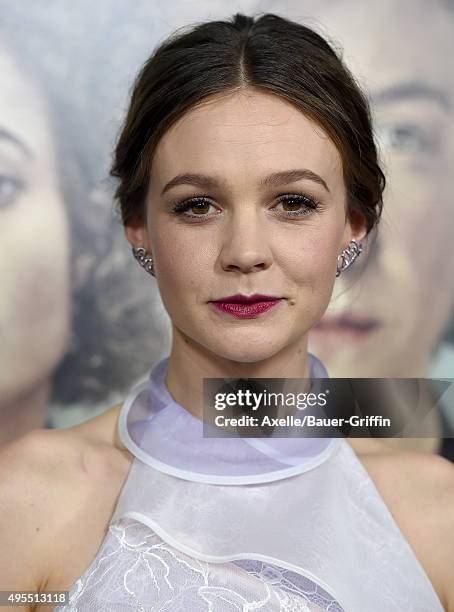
[0,128,33,159]
[372,81,451,111]
[161,168,330,196]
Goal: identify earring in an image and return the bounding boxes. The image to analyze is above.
[336,239,363,277]
[132,245,155,277]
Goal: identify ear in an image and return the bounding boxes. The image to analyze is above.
[124,221,153,253]
[345,208,368,244]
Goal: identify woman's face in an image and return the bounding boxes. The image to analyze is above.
[303,0,454,375]
[127,89,365,363]
[0,43,71,406]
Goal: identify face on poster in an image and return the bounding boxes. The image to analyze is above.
[0,38,71,409]
[286,0,454,377]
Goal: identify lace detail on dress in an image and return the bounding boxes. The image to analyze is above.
[55,517,344,612]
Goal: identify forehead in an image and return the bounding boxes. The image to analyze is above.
[151,90,343,187]
[307,0,454,103]
[0,43,54,161]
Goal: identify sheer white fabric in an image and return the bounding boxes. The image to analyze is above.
[54,437,445,611]
[56,517,342,611]
[54,356,445,611]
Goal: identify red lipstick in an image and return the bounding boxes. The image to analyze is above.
[209,294,283,319]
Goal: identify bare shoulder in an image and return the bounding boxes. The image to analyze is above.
[0,405,133,609]
[0,427,82,609]
[352,442,454,611]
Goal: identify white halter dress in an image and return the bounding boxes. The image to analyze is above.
[55,354,444,612]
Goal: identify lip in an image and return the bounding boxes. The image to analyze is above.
[210,293,282,304]
[210,298,283,319]
[314,314,380,333]
[311,314,381,348]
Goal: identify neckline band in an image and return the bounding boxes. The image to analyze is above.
[118,353,339,485]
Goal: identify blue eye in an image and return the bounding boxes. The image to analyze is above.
[0,174,24,209]
[170,194,320,221]
[376,123,435,154]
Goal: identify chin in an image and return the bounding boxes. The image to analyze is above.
[213,346,283,365]
[199,334,287,365]
[313,346,414,377]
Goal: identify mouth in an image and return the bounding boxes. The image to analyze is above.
[208,294,284,319]
[211,293,282,304]
[316,314,380,332]
[311,314,381,343]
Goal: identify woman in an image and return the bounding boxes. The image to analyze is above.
[0,12,453,612]
[0,27,72,446]
[0,2,165,447]
[304,0,454,460]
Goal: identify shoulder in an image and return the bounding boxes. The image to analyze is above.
[4,403,130,484]
[0,401,127,478]
[354,444,454,610]
[0,428,82,598]
[0,406,132,596]
[0,427,86,526]
[354,442,454,516]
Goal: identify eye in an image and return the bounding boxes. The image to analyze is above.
[170,193,321,221]
[274,194,320,217]
[170,196,216,220]
[376,123,435,154]
[0,174,24,209]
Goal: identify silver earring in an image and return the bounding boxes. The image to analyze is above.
[336,239,363,277]
[132,245,155,277]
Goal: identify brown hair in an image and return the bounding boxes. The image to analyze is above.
[111,12,385,234]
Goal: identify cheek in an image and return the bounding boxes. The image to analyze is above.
[0,187,71,395]
[385,145,454,249]
[279,226,340,287]
[381,180,453,286]
[268,224,342,332]
[1,188,70,311]
[152,227,211,303]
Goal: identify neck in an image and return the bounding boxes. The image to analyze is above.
[0,379,50,449]
[165,326,311,420]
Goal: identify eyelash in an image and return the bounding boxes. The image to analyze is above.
[169,193,321,222]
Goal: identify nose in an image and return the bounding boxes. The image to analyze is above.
[218,210,273,274]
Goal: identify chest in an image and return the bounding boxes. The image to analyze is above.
[53,515,346,612]
[37,450,446,612]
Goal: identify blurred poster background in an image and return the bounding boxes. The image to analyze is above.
[1,0,453,450]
